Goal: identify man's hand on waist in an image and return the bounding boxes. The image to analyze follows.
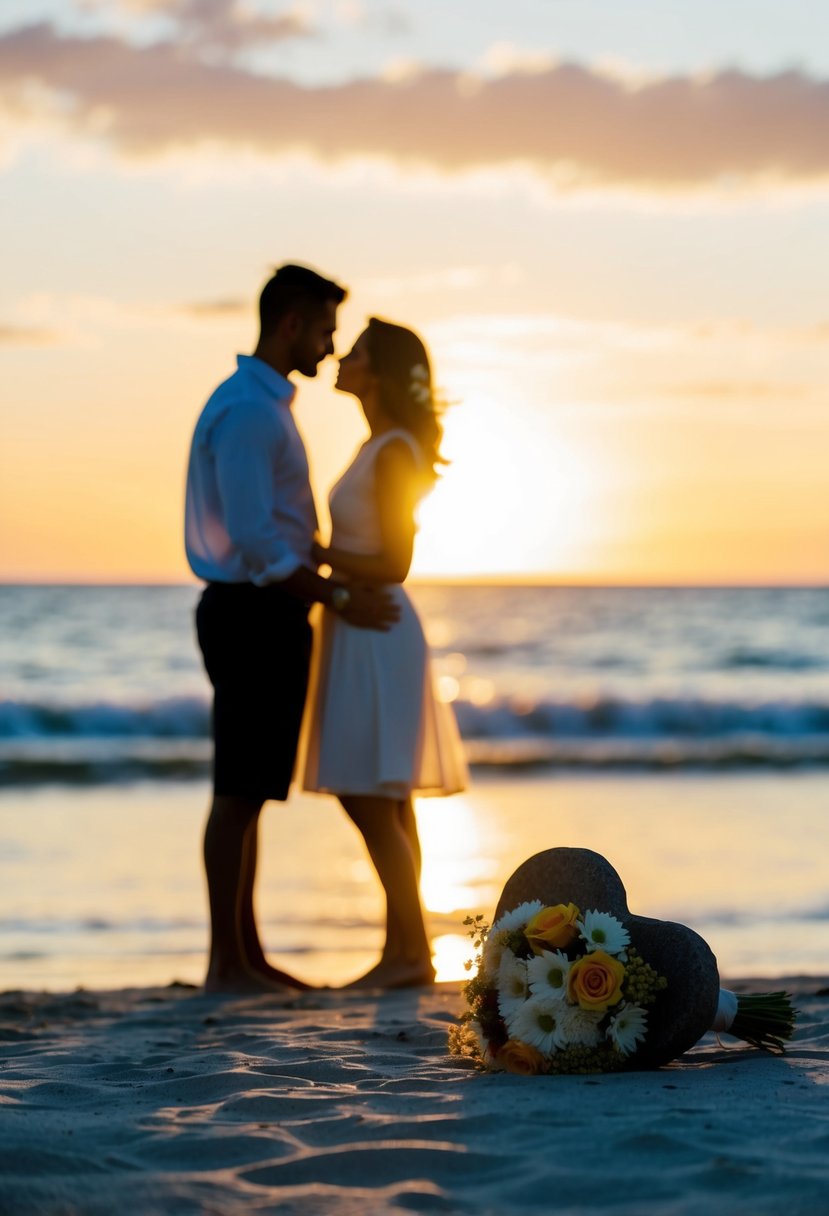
[334,582,400,631]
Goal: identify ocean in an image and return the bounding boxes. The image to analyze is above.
[3,583,829,783]
[1,583,828,990]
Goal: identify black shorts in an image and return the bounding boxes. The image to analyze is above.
[195,581,312,801]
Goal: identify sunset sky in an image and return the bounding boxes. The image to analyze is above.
[1,0,828,583]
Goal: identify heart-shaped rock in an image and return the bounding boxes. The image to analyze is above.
[494,847,720,1068]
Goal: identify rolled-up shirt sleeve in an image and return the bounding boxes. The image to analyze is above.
[213,404,304,584]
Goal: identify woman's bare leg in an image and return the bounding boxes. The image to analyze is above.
[397,797,421,879]
[340,794,434,987]
[382,798,423,962]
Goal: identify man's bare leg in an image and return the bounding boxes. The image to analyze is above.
[239,817,312,989]
[203,794,296,993]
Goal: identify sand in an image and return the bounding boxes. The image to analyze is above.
[0,978,826,1215]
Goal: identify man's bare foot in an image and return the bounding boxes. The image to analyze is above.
[248,958,315,991]
[344,957,436,990]
[203,964,300,995]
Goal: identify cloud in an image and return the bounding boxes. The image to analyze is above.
[1,291,251,346]
[164,0,314,53]
[0,324,61,345]
[2,22,829,191]
[667,380,810,399]
[80,0,315,53]
[179,296,249,318]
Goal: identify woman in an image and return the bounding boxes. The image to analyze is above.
[302,317,467,988]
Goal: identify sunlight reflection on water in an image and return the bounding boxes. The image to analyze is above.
[431,934,475,983]
[2,771,828,991]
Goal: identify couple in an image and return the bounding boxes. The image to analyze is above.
[184,264,467,995]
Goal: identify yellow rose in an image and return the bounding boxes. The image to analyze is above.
[524,903,581,954]
[567,950,625,1012]
[496,1038,545,1076]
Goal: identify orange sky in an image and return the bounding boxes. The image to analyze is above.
[1,1,827,584]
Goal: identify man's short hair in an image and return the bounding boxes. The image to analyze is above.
[259,264,347,335]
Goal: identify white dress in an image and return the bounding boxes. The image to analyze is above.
[301,430,468,798]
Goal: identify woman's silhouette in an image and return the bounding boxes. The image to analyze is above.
[302,318,467,988]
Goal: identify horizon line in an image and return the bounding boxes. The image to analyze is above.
[1,576,827,590]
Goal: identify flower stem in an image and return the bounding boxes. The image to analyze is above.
[727,992,797,1053]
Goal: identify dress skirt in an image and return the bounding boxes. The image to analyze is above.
[300,585,468,798]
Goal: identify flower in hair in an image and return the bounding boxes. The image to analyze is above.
[409,363,432,408]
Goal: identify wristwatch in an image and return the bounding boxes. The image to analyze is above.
[330,585,351,613]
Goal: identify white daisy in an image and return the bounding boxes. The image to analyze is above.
[496,951,530,1023]
[578,910,630,956]
[607,1004,648,1057]
[481,928,509,978]
[507,995,568,1054]
[527,950,571,1001]
[557,1004,604,1047]
[482,901,543,975]
[493,901,544,935]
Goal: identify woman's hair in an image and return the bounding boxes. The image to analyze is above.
[365,317,446,486]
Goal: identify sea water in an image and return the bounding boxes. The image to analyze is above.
[1,584,827,989]
[2,583,828,781]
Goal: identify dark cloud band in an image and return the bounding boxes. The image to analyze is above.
[2,22,828,188]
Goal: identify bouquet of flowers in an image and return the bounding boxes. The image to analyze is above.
[449,899,796,1075]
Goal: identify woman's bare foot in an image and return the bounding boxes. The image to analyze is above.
[344,957,436,990]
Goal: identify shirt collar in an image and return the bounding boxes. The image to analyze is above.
[236,355,297,406]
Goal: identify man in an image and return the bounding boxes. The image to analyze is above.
[185,264,398,993]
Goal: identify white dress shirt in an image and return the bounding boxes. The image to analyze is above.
[184,355,318,585]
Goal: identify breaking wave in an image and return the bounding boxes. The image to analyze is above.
[2,692,829,784]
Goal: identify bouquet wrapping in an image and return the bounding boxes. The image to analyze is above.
[449,848,795,1074]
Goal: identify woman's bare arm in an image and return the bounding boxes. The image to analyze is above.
[316,439,418,584]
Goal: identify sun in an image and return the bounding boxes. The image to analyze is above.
[412,393,607,579]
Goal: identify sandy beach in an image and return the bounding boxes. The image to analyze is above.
[3,771,828,1213]
[1,977,826,1215]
